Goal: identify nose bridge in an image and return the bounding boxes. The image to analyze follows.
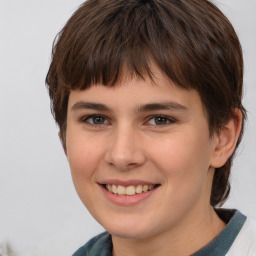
[105,123,146,170]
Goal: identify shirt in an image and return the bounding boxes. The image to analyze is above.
[73,209,256,256]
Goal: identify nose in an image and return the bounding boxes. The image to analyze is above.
[104,125,146,171]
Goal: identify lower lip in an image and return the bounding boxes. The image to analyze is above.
[100,185,159,206]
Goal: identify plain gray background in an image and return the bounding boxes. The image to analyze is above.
[0,0,255,255]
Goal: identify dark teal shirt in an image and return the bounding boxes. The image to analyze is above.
[73,209,246,256]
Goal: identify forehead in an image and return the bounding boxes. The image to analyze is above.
[68,69,206,118]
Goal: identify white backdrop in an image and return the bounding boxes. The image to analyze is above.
[0,0,255,255]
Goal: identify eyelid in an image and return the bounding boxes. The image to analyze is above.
[80,114,111,126]
[145,115,177,126]
[79,114,177,128]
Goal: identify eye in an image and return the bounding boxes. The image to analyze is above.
[147,115,176,126]
[82,115,109,126]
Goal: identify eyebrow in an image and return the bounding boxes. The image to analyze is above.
[71,101,187,112]
[136,102,188,112]
[71,102,112,112]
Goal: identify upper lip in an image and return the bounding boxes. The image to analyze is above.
[98,179,160,187]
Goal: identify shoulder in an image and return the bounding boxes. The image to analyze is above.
[72,232,112,256]
[226,215,256,256]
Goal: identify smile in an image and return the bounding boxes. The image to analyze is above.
[104,184,158,196]
[100,182,161,206]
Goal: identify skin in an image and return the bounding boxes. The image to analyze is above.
[64,69,242,256]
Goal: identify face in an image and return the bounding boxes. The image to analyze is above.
[65,70,219,240]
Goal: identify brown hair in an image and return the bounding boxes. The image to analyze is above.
[46,0,246,206]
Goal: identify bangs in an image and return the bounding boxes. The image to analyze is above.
[51,0,210,91]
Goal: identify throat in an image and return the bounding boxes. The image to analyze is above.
[111,208,227,256]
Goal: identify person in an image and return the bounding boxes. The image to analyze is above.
[45,0,256,255]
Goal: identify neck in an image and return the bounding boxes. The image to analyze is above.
[112,207,226,256]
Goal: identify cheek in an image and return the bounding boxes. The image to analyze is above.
[66,130,105,181]
[148,131,213,195]
[66,132,106,209]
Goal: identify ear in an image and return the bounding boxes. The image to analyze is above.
[58,131,67,155]
[210,109,243,168]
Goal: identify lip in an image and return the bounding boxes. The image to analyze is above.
[98,179,158,187]
[99,183,160,206]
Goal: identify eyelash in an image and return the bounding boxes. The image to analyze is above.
[80,114,176,128]
[81,115,110,128]
[146,115,176,127]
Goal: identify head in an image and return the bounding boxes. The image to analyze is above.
[46,0,245,211]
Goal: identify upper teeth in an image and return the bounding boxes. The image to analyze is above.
[106,184,156,196]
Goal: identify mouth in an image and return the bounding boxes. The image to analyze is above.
[99,181,161,206]
[103,184,160,196]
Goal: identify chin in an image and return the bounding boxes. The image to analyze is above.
[102,219,159,240]
[110,229,152,240]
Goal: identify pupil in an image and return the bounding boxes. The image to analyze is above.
[155,117,167,125]
[94,116,104,124]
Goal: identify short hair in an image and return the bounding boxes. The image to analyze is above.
[46,0,246,206]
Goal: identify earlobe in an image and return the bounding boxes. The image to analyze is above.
[210,109,243,168]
